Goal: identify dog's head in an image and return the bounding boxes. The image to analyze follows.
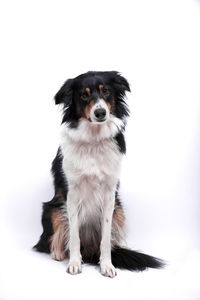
[55,71,130,128]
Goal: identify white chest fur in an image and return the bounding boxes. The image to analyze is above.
[60,118,123,224]
[62,137,121,181]
[60,118,123,182]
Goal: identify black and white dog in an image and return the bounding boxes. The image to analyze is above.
[34,71,163,277]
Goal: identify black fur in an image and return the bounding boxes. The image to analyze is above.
[51,147,68,195]
[111,246,164,271]
[114,132,126,154]
[54,71,130,127]
[33,148,67,253]
[34,71,165,273]
[33,196,63,253]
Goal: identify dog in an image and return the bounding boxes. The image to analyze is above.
[34,71,163,277]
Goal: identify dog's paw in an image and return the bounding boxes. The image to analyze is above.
[51,250,66,261]
[100,261,117,278]
[66,260,82,275]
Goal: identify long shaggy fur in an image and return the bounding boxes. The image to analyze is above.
[34,71,164,276]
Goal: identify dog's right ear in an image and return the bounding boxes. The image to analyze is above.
[54,79,73,105]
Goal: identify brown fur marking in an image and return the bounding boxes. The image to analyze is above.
[113,205,125,228]
[50,210,68,261]
[85,87,90,96]
[99,84,103,91]
[84,100,95,119]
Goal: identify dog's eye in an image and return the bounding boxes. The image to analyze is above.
[81,92,88,101]
[102,87,109,94]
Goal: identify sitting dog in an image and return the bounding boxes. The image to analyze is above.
[34,71,163,277]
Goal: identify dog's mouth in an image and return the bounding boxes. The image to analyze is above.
[88,117,107,123]
[95,118,106,123]
[88,118,107,124]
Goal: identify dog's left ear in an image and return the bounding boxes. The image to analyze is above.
[114,73,131,92]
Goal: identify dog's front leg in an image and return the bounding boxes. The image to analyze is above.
[100,189,116,278]
[66,191,82,275]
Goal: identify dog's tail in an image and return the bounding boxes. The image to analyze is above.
[83,245,164,270]
[111,246,164,271]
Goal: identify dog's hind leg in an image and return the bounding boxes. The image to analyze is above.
[34,148,68,257]
[33,190,67,256]
[50,208,68,261]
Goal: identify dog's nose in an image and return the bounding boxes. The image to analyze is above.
[94,108,106,120]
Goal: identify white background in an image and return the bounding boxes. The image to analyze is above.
[0,0,200,299]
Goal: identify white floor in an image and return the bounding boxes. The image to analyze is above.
[1,233,200,300]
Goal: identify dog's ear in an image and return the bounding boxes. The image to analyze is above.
[114,74,130,92]
[110,72,131,92]
[54,79,73,105]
